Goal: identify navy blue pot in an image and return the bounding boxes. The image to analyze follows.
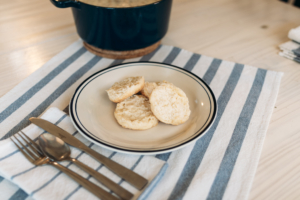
[50,0,172,51]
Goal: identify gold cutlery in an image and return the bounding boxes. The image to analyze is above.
[30,117,148,190]
[39,133,133,200]
[11,131,119,200]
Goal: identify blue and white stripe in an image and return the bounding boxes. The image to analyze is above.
[0,40,282,200]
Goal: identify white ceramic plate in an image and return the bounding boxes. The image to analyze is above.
[70,62,217,155]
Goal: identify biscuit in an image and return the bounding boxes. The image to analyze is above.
[141,80,171,98]
[150,84,190,125]
[106,76,144,103]
[141,82,157,98]
[114,95,159,130]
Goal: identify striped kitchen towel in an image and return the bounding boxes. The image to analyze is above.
[279,26,300,63]
[0,40,283,200]
[0,107,167,200]
[279,40,300,63]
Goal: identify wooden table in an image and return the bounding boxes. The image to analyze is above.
[1,0,300,199]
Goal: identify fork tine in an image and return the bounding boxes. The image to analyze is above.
[11,136,35,163]
[20,131,43,153]
[18,131,43,157]
[13,134,39,160]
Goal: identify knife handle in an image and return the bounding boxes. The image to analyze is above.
[70,158,134,200]
[49,161,118,200]
[83,147,148,190]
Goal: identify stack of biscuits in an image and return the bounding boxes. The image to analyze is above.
[106,76,191,130]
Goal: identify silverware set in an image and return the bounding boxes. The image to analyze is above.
[10,118,149,200]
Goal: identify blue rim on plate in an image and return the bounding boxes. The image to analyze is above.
[69,61,217,154]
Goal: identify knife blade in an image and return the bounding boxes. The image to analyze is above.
[29,117,148,190]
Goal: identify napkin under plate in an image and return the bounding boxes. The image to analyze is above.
[0,40,283,200]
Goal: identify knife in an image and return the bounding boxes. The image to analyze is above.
[29,117,148,190]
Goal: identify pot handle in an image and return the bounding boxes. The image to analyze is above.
[50,0,80,8]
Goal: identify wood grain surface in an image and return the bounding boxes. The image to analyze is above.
[1,0,300,199]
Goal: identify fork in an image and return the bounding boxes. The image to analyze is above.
[11,131,119,200]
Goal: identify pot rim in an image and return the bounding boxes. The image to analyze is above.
[75,0,162,8]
